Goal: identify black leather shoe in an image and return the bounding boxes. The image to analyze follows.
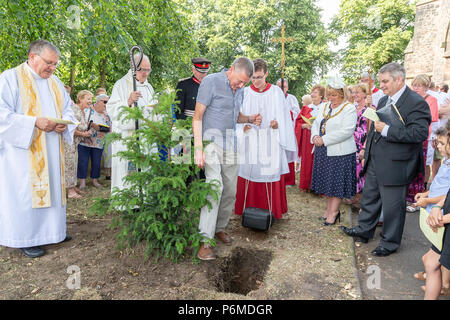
[19,246,46,258]
[62,235,72,242]
[340,226,369,243]
[371,246,396,257]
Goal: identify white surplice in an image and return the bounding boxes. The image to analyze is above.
[237,85,297,182]
[286,93,300,121]
[106,70,157,192]
[0,63,76,248]
[285,93,300,163]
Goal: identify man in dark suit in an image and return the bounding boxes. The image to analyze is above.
[341,62,431,257]
[174,57,211,120]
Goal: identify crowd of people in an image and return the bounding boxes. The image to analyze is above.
[1,39,450,300]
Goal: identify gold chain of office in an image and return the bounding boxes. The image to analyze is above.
[321,102,351,135]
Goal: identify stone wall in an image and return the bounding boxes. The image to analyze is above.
[404,0,450,86]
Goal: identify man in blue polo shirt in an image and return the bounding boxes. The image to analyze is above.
[193,57,262,260]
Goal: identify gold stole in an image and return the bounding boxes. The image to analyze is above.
[15,63,66,208]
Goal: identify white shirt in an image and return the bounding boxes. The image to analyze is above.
[381,84,407,137]
[308,102,322,118]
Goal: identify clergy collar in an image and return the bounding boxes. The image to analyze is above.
[250,82,271,93]
[25,61,45,80]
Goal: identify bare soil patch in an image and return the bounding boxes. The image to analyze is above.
[0,177,360,300]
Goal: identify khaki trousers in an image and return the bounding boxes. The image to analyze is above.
[199,143,238,240]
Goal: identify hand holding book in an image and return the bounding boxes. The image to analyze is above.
[47,117,80,126]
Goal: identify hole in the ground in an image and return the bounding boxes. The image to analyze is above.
[214,247,272,295]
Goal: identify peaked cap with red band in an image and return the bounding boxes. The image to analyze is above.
[192,57,211,73]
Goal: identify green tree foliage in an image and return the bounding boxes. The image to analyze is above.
[183,0,332,97]
[331,0,415,82]
[0,0,195,96]
[90,92,220,262]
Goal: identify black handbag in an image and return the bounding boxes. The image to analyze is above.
[241,178,274,231]
[242,206,274,231]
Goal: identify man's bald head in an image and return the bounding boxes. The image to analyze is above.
[133,54,151,83]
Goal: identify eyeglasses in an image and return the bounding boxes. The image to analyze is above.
[37,55,59,68]
[252,75,266,80]
[138,67,151,73]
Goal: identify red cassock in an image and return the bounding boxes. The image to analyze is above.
[234,84,289,220]
[235,175,288,220]
[294,105,315,191]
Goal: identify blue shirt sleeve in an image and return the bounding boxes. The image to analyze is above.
[196,75,214,107]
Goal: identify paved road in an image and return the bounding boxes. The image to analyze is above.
[350,209,450,300]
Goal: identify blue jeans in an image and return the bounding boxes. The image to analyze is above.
[77,144,104,179]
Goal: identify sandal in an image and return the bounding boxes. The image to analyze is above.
[68,193,83,199]
[414,272,426,281]
[75,187,86,195]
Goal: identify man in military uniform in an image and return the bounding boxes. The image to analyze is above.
[175,58,211,119]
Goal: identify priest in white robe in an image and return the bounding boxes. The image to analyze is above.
[0,40,76,258]
[106,54,157,192]
[235,59,297,220]
[276,78,299,185]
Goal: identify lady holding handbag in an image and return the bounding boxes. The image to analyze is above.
[77,94,112,188]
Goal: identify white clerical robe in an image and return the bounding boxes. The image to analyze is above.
[106,70,157,192]
[286,93,300,121]
[237,85,297,182]
[285,93,300,163]
[0,63,76,248]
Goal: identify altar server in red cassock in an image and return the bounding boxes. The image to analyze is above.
[235,59,296,219]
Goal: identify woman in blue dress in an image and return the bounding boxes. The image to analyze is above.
[311,76,357,226]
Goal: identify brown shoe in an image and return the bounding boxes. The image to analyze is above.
[197,243,216,261]
[215,231,232,246]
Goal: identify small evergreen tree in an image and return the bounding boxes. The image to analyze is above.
[90,91,219,262]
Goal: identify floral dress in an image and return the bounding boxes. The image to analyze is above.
[354,106,368,193]
[63,103,88,188]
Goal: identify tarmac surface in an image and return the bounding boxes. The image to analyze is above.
[349,208,450,300]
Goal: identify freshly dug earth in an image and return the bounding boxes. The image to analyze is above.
[0,177,360,300]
